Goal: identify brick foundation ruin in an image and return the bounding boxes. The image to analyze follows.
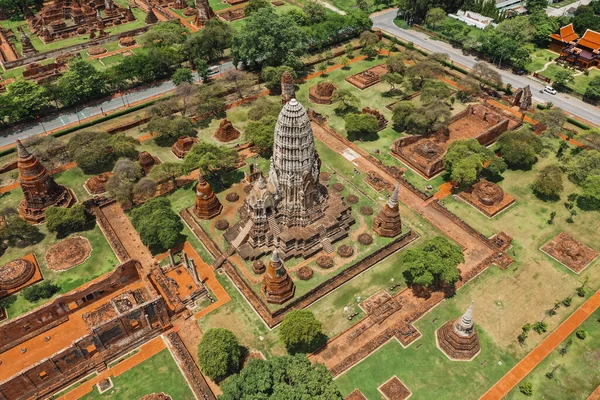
[345,64,388,89]
[309,81,336,104]
[378,376,412,400]
[213,119,241,142]
[540,232,598,274]
[391,103,520,179]
[138,151,160,175]
[171,136,198,159]
[458,180,515,218]
[362,107,388,131]
[85,172,112,195]
[0,254,42,298]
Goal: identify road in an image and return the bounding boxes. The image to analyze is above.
[0,61,234,148]
[371,9,600,126]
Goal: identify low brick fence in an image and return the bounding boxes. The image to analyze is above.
[92,200,130,262]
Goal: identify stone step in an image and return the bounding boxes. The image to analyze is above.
[231,220,253,249]
[321,238,334,254]
[316,224,326,236]
[267,215,281,235]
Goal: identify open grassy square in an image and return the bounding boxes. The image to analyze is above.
[81,349,195,399]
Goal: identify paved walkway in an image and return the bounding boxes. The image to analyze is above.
[480,289,600,400]
[58,335,167,400]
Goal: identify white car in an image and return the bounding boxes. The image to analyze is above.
[544,86,557,95]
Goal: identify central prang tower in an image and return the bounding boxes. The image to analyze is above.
[268,98,326,227]
[225,99,354,260]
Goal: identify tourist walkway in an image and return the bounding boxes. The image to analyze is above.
[480,289,600,400]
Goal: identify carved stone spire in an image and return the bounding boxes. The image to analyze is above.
[373,183,402,238]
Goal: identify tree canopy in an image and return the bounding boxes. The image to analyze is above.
[198,328,241,382]
[130,198,183,253]
[68,131,137,174]
[496,129,543,168]
[46,205,88,236]
[148,116,196,146]
[444,139,506,186]
[345,113,379,141]
[531,164,563,199]
[279,310,325,354]
[245,116,277,154]
[183,142,239,175]
[402,236,464,288]
[220,354,342,400]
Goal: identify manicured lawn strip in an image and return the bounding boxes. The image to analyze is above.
[504,309,600,400]
[81,349,195,400]
[571,69,600,95]
[525,48,558,73]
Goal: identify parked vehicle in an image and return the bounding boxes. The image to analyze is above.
[544,86,557,95]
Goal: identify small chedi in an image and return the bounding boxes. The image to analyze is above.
[145,8,158,24]
[17,140,75,223]
[458,180,515,218]
[280,71,295,104]
[436,302,480,361]
[224,99,354,260]
[213,119,241,142]
[0,258,37,294]
[193,175,222,220]
[172,136,198,158]
[19,28,37,57]
[362,107,388,131]
[372,184,402,238]
[309,81,336,105]
[138,151,159,175]
[261,250,295,304]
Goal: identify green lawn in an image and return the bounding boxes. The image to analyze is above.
[81,349,195,399]
[572,69,600,95]
[525,48,559,73]
[335,278,518,399]
[505,309,600,400]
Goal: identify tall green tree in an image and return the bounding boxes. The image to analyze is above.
[130,197,183,253]
[279,310,325,354]
[183,142,239,175]
[184,19,233,64]
[142,20,188,47]
[497,129,543,168]
[198,328,241,382]
[345,113,379,141]
[232,8,308,70]
[444,139,506,185]
[531,164,563,199]
[148,116,196,146]
[220,355,342,400]
[57,59,107,107]
[402,236,464,288]
[332,88,360,115]
[426,7,446,29]
[46,205,88,236]
[5,79,49,121]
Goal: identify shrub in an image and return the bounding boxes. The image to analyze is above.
[576,329,588,340]
[198,328,241,381]
[23,281,60,302]
[561,297,572,307]
[576,286,586,297]
[533,321,548,334]
[519,381,533,396]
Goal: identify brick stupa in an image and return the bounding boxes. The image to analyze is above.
[281,71,295,104]
[17,140,75,223]
[145,8,158,24]
[193,175,222,219]
[214,119,241,142]
[19,28,37,57]
[194,0,215,27]
[372,183,402,238]
[436,302,480,361]
[261,250,295,304]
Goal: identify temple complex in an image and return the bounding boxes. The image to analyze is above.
[193,175,222,220]
[16,140,75,223]
[28,0,136,43]
[261,250,295,304]
[194,0,215,27]
[551,24,600,68]
[213,119,241,142]
[281,71,295,104]
[224,99,354,260]
[372,184,402,238]
[436,302,481,361]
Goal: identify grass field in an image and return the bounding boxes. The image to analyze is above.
[505,309,600,400]
[335,281,518,399]
[81,349,195,399]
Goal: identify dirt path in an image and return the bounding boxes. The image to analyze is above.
[101,202,154,267]
[58,335,166,400]
[480,289,600,400]
[588,385,600,400]
[312,122,493,268]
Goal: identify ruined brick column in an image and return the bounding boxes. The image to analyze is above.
[281,71,295,104]
[261,250,295,304]
[372,184,402,238]
[193,175,222,220]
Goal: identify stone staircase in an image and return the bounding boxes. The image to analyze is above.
[231,220,253,249]
[321,237,334,254]
[267,215,281,235]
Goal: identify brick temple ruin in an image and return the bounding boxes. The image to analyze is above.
[261,250,295,304]
[213,119,241,142]
[345,64,388,90]
[541,232,598,274]
[0,254,42,300]
[362,107,388,131]
[281,71,295,104]
[171,136,198,158]
[28,0,136,43]
[193,174,222,220]
[372,184,402,238]
[436,302,480,361]
[458,180,515,218]
[309,81,336,105]
[224,99,354,260]
[391,103,520,179]
[16,140,75,223]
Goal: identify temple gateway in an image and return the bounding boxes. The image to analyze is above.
[225,99,354,260]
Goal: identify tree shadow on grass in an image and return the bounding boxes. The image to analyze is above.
[533,192,561,203]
